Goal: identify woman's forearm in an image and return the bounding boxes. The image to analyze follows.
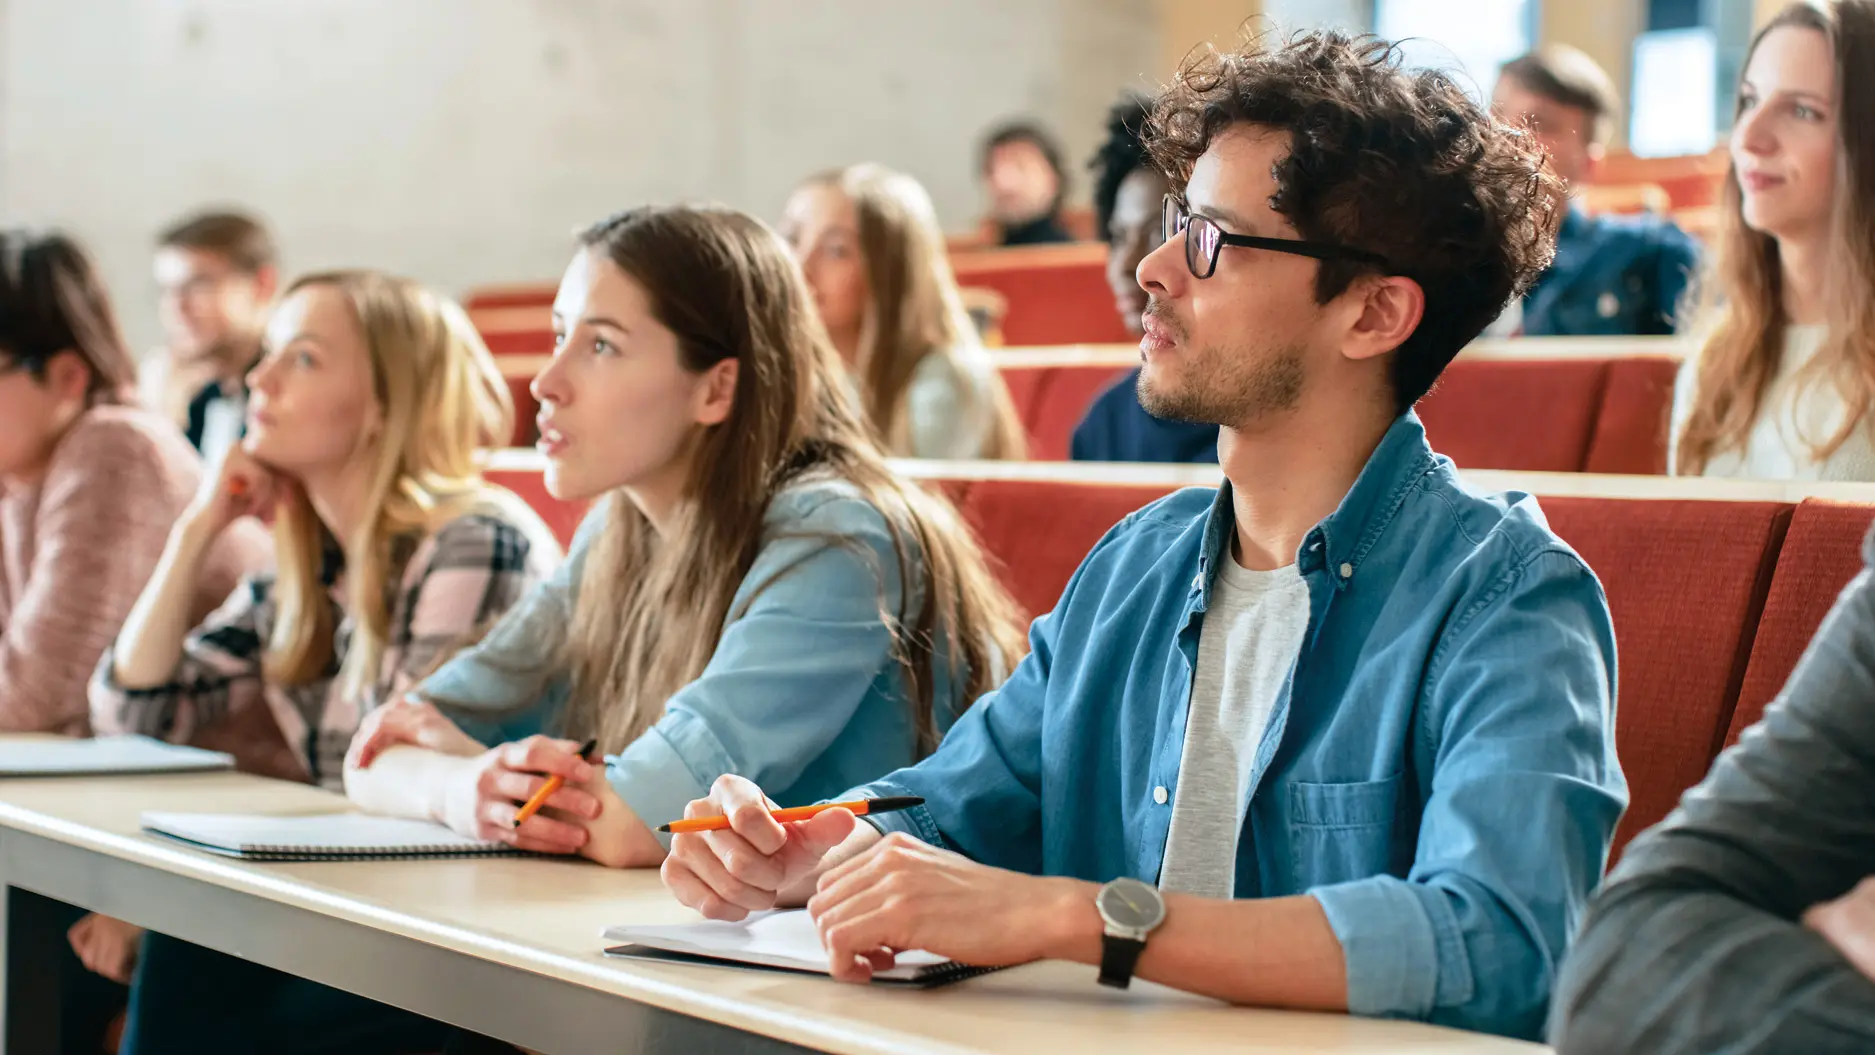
[109,519,220,688]
[344,746,464,823]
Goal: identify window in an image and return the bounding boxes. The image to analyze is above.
[1374,0,1536,101]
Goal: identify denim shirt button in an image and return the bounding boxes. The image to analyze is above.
[1191,574,1203,590]
[1339,562,1354,580]
[1153,785,1169,805]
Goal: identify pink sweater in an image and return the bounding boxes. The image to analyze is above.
[0,405,270,735]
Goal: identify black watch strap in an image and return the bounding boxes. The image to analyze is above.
[1098,933,1146,989]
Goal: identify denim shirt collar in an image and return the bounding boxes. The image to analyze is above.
[1191,411,1438,601]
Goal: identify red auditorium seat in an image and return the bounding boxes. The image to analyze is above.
[1025,366,1130,461]
[1417,359,1609,472]
[1726,499,1875,745]
[486,468,589,549]
[1583,356,1680,474]
[950,244,1131,347]
[959,478,1182,619]
[1540,496,1790,860]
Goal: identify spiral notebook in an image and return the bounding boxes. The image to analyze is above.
[140,811,525,862]
[602,909,999,988]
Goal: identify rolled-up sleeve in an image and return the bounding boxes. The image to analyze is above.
[1551,529,1875,1055]
[606,495,914,846]
[416,503,598,742]
[1310,549,1624,1039]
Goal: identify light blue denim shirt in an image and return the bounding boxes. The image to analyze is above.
[853,412,1627,1040]
[418,475,954,845]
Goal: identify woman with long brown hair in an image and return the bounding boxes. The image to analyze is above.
[1675,0,1875,479]
[780,164,1027,460]
[344,205,1025,871]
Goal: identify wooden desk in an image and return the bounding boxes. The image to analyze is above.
[0,757,1546,1054]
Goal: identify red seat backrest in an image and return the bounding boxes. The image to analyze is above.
[504,375,540,446]
[1727,499,1875,745]
[1419,359,1609,472]
[951,249,1130,347]
[485,469,590,550]
[1584,357,1679,475]
[482,329,552,357]
[1539,495,1791,861]
[958,478,1184,620]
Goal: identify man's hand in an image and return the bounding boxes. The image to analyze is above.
[806,832,1097,982]
[1805,875,1875,981]
[661,774,874,920]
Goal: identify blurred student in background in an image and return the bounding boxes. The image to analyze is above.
[1491,45,1700,337]
[0,229,270,1054]
[981,121,1075,245]
[1071,94,1221,463]
[94,270,558,1054]
[145,210,278,465]
[1675,0,1875,481]
[781,164,1026,459]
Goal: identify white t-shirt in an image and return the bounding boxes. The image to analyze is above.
[1157,556,1312,899]
[1678,325,1875,481]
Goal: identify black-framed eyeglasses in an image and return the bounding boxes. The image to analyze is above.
[1163,195,1390,279]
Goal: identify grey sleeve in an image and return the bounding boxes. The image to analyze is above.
[1550,528,1875,1053]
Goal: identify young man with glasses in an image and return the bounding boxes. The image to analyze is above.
[661,32,1626,1041]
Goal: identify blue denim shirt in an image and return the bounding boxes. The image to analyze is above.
[418,476,956,846]
[854,413,1626,1040]
[1521,207,1700,337]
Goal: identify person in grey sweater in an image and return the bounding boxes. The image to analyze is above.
[1550,523,1875,1053]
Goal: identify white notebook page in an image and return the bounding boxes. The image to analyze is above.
[141,811,504,854]
[604,909,949,979]
[0,736,233,776]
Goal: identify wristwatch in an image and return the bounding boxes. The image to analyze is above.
[1095,877,1166,989]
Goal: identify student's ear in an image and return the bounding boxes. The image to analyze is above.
[42,349,94,404]
[253,264,281,304]
[1341,275,1425,365]
[694,359,739,427]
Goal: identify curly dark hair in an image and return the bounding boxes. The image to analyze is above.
[1146,30,1563,412]
[1089,93,1155,244]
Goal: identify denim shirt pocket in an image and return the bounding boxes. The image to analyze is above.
[1288,774,1405,881]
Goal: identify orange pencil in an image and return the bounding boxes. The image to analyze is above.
[512,738,599,828]
[657,796,924,834]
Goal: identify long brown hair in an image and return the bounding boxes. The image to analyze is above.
[266,270,542,698]
[0,230,137,406]
[801,165,1026,459]
[1678,0,1875,472]
[560,205,1026,756]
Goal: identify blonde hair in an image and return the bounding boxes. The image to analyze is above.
[560,205,1027,756]
[1678,0,1875,473]
[264,270,533,699]
[803,165,1026,460]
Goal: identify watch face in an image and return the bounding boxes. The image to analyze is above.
[1098,877,1165,930]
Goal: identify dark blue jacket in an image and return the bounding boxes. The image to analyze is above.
[1070,368,1219,464]
[1521,207,1700,337]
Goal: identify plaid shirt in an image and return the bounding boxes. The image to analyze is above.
[90,512,554,790]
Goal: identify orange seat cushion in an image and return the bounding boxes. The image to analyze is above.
[1727,499,1875,745]
[1540,496,1790,861]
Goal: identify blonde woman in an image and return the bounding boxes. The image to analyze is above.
[780,164,1026,459]
[343,205,1026,877]
[93,271,560,1054]
[1675,0,1875,479]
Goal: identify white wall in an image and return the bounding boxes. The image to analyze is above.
[0,0,1158,352]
